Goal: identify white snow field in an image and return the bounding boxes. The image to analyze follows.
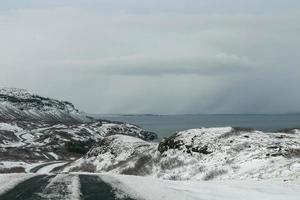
[103,174,300,200]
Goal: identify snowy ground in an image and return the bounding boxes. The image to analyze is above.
[0,173,299,200]
[102,174,300,200]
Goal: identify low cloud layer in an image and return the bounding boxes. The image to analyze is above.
[0,5,300,114]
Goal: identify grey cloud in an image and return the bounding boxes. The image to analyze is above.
[2,0,300,15]
[59,53,254,76]
[0,8,299,114]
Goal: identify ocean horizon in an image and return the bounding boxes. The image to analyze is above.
[93,114,300,139]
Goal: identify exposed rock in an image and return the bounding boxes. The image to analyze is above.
[277,128,300,134]
[64,134,157,174]
[0,88,90,123]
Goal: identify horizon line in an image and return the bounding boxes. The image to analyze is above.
[89,113,300,116]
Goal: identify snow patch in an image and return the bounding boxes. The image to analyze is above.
[105,174,300,200]
[0,173,35,195]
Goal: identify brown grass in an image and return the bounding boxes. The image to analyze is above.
[0,167,25,173]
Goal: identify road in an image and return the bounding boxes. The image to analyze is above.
[1,172,299,200]
[0,175,54,200]
[29,161,68,173]
[0,174,137,200]
[79,175,135,200]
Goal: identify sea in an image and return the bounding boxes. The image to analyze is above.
[93,114,300,140]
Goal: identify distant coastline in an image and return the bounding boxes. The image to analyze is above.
[89,114,300,139]
[91,113,300,117]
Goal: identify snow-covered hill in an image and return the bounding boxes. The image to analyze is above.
[64,134,158,173]
[0,121,157,162]
[0,88,157,163]
[68,127,300,181]
[0,88,89,123]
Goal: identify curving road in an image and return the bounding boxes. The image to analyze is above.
[29,161,68,173]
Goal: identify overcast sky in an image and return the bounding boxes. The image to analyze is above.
[0,1,300,114]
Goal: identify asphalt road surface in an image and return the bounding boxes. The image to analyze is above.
[0,174,136,200]
[0,175,54,200]
[80,175,135,200]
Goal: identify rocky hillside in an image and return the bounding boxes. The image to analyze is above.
[0,88,157,162]
[67,127,300,181]
[0,88,89,123]
[66,135,158,173]
[0,121,156,161]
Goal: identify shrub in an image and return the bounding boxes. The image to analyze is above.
[283,148,300,158]
[121,155,153,175]
[231,142,251,152]
[277,128,300,134]
[160,157,184,170]
[198,165,206,173]
[158,134,183,154]
[70,162,96,172]
[0,167,25,173]
[203,169,227,181]
[219,127,254,139]
[65,139,94,154]
[168,175,182,181]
